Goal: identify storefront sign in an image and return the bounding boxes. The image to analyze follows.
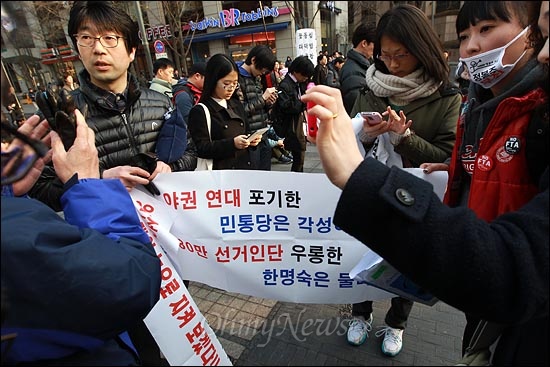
[189,6,280,32]
[139,6,283,42]
[139,25,173,42]
[296,28,317,63]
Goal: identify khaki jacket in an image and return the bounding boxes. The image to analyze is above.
[351,86,461,166]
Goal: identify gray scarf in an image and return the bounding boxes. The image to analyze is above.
[365,65,441,106]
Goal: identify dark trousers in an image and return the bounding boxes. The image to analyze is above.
[290,149,305,172]
[250,139,272,171]
[127,321,169,366]
[352,297,413,330]
[258,139,273,171]
[289,121,306,172]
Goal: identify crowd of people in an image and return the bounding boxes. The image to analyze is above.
[1,0,548,365]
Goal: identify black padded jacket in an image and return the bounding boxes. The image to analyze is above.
[29,70,196,211]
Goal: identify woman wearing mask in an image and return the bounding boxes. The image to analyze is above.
[437,1,548,362]
[188,54,261,170]
[302,1,548,365]
[346,4,461,357]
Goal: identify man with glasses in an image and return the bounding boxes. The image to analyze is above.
[30,1,191,212]
[1,114,161,365]
[28,1,179,364]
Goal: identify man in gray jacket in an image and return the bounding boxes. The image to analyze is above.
[149,58,176,99]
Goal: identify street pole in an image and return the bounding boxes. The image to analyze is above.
[135,1,153,80]
[1,58,23,110]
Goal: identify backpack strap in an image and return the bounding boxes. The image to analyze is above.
[172,84,193,105]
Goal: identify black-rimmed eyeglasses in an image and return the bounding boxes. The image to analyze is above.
[73,34,125,48]
[1,122,49,186]
[220,82,240,91]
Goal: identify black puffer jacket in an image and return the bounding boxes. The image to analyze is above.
[29,70,196,211]
[236,62,269,132]
[75,71,170,169]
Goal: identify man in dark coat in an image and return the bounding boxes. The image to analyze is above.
[339,23,376,114]
[270,56,314,172]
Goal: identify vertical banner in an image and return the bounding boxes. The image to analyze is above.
[295,28,317,64]
[136,197,232,366]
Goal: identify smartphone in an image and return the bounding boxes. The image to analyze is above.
[361,112,383,125]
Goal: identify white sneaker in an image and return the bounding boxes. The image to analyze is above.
[375,326,404,357]
[346,314,373,346]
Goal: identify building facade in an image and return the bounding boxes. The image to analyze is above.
[1,1,461,95]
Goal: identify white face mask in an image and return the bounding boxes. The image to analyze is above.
[459,26,529,89]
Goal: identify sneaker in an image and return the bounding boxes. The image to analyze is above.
[278,155,292,164]
[346,314,373,346]
[375,326,404,357]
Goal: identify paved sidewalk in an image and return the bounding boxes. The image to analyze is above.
[188,143,467,366]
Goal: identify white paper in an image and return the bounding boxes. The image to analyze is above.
[246,126,270,142]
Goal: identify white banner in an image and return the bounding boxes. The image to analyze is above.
[131,170,394,305]
[132,170,447,364]
[295,28,317,64]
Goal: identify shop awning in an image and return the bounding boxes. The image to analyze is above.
[41,54,80,65]
[40,44,79,65]
[184,22,290,43]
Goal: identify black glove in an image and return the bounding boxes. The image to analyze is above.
[131,152,161,196]
[35,87,58,126]
[35,87,84,151]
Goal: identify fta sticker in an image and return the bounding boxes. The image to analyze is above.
[496,146,513,163]
[477,155,493,171]
[504,136,521,155]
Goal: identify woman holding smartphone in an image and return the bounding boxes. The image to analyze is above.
[188,54,262,170]
[346,4,462,357]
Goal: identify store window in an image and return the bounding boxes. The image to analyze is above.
[229,31,276,63]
